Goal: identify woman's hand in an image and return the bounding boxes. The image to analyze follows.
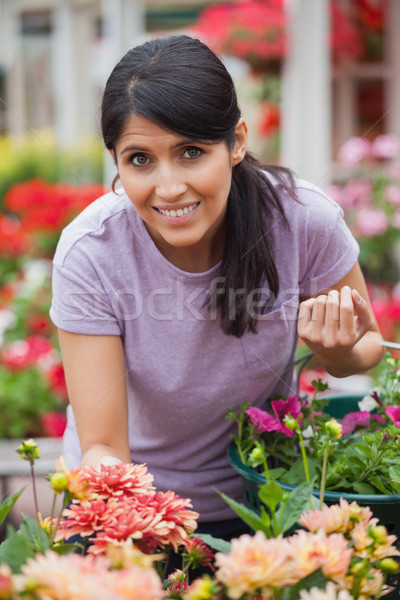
[298,286,374,351]
[297,264,384,377]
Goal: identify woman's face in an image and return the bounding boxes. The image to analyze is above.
[113,114,247,271]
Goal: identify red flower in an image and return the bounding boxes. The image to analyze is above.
[1,335,54,371]
[82,462,155,499]
[46,364,68,397]
[40,411,67,437]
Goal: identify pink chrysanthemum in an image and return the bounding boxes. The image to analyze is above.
[215,531,296,598]
[81,462,155,499]
[289,529,352,581]
[245,406,280,433]
[20,550,164,600]
[87,492,198,555]
[183,537,215,571]
[56,499,115,540]
[299,498,374,535]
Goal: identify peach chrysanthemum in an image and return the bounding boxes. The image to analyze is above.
[55,499,115,540]
[350,522,400,561]
[215,531,296,598]
[299,582,353,600]
[343,568,385,599]
[20,550,164,600]
[81,462,155,499]
[54,455,90,501]
[299,498,374,535]
[102,564,164,600]
[289,530,352,581]
[21,550,114,600]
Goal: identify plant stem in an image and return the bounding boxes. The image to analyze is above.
[29,459,43,552]
[319,444,329,510]
[297,429,313,510]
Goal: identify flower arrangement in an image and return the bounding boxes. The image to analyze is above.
[0,439,398,599]
[327,134,400,285]
[229,353,400,500]
[0,178,106,439]
[194,0,365,74]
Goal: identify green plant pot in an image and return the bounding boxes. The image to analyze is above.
[229,392,400,597]
[228,393,400,538]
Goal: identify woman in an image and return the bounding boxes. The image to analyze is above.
[50,34,383,541]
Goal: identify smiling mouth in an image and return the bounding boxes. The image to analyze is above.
[155,202,200,218]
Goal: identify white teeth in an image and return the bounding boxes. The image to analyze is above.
[158,203,198,217]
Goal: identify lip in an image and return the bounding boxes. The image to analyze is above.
[153,202,200,224]
[153,201,199,212]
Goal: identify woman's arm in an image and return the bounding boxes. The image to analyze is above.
[58,329,131,467]
[297,262,384,377]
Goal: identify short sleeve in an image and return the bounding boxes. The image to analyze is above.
[296,183,360,297]
[50,244,121,335]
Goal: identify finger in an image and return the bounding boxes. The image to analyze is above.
[298,298,314,323]
[311,294,327,322]
[339,286,356,335]
[352,289,375,335]
[325,290,340,324]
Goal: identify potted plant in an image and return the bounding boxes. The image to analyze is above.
[228,353,400,540]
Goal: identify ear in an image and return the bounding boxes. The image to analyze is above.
[231,118,248,166]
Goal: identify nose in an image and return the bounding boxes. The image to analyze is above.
[155,163,188,201]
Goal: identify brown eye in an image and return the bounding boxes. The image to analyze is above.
[184,147,202,159]
[131,154,149,167]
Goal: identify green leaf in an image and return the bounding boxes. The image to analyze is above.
[276,479,316,535]
[215,489,268,534]
[194,533,231,554]
[280,568,328,600]
[258,481,284,513]
[0,527,35,573]
[352,481,376,495]
[389,465,400,484]
[19,513,50,552]
[0,489,24,525]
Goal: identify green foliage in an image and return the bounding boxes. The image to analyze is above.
[0,365,63,438]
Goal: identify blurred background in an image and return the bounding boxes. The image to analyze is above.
[0,0,399,525]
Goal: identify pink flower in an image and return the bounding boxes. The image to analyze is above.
[298,498,374,535]
[271,396,303,437]
[245,406,280,433]
[371,134,400,160]
[385,405,400,427]
[337,136,371,166]
[20,550,164,600]
[340,411,373,435]
[342,179,372,208]
[355,208,388,237]
[40,411,67,437]
[325,185,343,207]
[81,463,155,499]
[215,531,297,598]
[289,529,352,581]
[385,184,400,207]
[56,499,114,540]
[183,537,215,571]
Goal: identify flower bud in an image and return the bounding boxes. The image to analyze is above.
[377,558,399,575]
[283,415,297,430]
[17,439,40,462]
[324,419,342,439]
[350,559,367,576]
[49,471,69,493]
[251,447,264,461]
[369,525,388,544]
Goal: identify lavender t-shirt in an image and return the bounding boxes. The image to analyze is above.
[50,174,359,521]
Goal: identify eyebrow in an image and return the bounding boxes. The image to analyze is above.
[119,138,217,155]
